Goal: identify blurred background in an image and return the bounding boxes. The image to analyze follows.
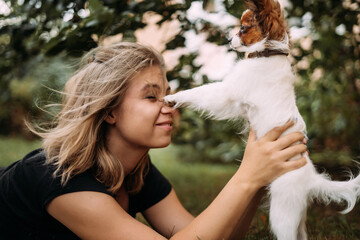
[0,0,359,238]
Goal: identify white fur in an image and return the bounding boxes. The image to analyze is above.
[164,35,360,240]
[231,37,267,53]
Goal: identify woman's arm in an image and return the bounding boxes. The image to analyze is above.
[47,191,167,240]
[228,187,266,240]
[142,189,194,238]
[47,121,306,240]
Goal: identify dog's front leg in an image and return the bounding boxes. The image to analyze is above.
[164,82,225,113]
[164,82,247,119]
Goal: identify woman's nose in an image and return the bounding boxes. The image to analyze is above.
[160,101,176,114]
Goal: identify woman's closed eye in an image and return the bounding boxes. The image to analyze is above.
[145,95,157,101]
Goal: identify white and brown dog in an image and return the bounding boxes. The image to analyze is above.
[164,0,360,239]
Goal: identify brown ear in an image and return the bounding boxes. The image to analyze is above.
[243,0,260,13]
[261,0,287,41]
[243,0,269,14]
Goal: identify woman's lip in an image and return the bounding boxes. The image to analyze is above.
[155,122,173,130]
[155,121,173,125]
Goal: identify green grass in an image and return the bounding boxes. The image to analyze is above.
[1,137,360,239]
[0,136,41,166]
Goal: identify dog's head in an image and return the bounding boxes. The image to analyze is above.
[230,0,290,54]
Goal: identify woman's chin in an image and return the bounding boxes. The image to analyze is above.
[152,138,172,149]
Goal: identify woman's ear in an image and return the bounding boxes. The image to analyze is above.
[105,111,116,125]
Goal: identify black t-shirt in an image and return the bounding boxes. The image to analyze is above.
[0,149,172,240]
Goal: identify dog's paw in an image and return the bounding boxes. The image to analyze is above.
[163,95,177,107]
[163,95,173,103]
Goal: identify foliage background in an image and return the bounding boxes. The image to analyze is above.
[0,0,359,166]
[1,0,360,239]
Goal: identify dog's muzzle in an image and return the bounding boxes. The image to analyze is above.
[229,36,244,50]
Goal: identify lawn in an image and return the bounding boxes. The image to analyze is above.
[0,137,42,167]
[1,137,359,239]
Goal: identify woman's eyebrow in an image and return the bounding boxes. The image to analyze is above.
[141,84,160,92]
[141,84,171,93]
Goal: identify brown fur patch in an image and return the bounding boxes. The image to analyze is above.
[239,10,264,46]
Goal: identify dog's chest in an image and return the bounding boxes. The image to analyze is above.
[224,58,296,105]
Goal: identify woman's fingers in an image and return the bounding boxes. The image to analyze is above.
[278,143,307,161]
[262,120,295,141]
[283,156,307,171]
[276,132,305,150]
[239,121,308,188]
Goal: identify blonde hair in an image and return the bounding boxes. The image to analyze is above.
[29,42,165,194]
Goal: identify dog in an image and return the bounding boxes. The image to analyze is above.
[164,0,360,239]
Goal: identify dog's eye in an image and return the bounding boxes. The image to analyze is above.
[240,25,252,34]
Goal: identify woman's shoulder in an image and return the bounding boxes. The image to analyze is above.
[23,148,45,160]
[1,148,114,210]
[0,148,46,181]
[41,160,114,209]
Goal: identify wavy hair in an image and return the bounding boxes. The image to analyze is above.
[28,42,165,194]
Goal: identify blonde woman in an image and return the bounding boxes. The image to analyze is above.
[0,42,307,240]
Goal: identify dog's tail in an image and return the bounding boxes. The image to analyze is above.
[310,167,360,214]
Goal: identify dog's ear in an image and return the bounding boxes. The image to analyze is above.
[243,0,270,15]
[243,0,260,13]
[260,0,287,41]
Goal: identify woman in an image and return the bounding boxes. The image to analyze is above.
[0,42,307,239]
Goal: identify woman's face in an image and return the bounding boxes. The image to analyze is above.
[107,65,175,150]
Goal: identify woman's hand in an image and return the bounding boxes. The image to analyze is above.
[237,121,307,190]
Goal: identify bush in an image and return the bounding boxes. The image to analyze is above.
[0,54,75,136]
